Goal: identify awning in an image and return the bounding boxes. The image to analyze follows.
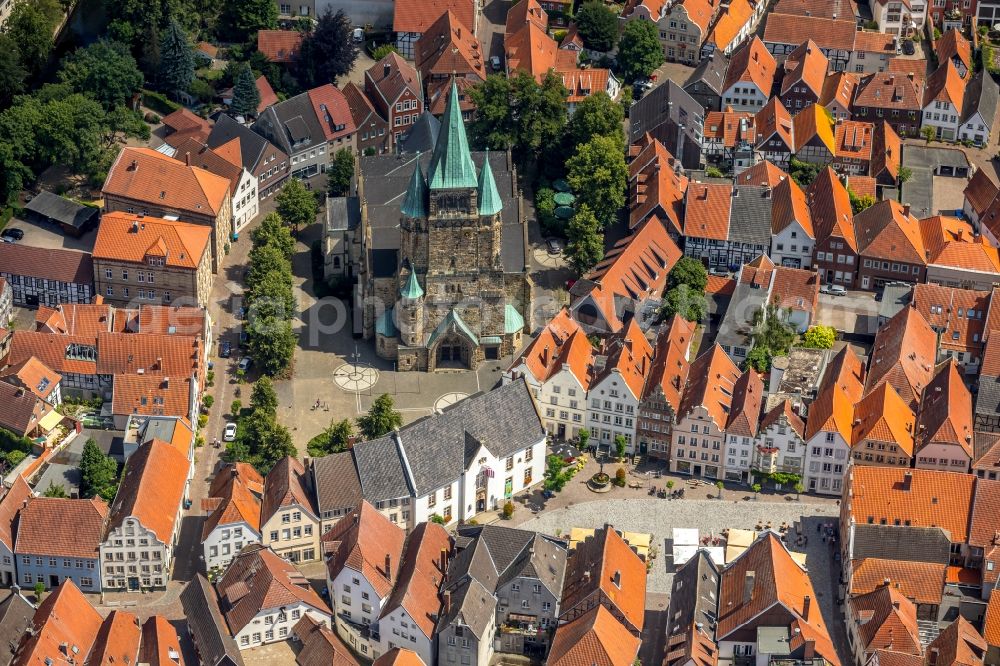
[37,410,63,433]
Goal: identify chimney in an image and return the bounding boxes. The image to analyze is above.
[908,72,915,80]
[129,160,138,171]
[744,571,756,603]
[803,639,816,660]
[802,595,811,621]
[443,590,451,614]
[901,203,911,216]
[384,553,392,579]
[753,51,759,63]
[440,547,448,573]
[902,471,913,491]
[184,152,191,167]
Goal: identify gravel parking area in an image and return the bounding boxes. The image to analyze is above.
[517,498,840,596]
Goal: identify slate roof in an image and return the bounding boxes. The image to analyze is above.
[207,114,286,173]
[0,592,33,666]
[451,524,567,598]
[311,451,363,516]
[180,575,245,666]
[664,550,719,666]
[627,80,704,168]
[253,89,330,156]
[729,185,773,245]
[962,70,999,128]
[684,49,730,97]
[399,112,440,154]
[0,244,93,285]
[353,379,543,498]
[23,191,99,231]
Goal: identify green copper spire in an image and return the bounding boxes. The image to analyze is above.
[400,269,424,299]
[427,79,478,190]
[400,154,427,218]
[477,149,503,216]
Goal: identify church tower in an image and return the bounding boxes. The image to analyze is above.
[398,268,424,347]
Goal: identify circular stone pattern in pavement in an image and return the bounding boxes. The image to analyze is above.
[434,392,469,412]
[333,364,379,391]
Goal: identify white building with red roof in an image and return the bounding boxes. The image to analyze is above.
[586,318,654,453]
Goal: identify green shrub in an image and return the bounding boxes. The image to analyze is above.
[141,89,181,115]
[613,466,627,487]
[502,501,514,519]
[202,394,214,409]
[231,399,243,417]
[198,414,209,429]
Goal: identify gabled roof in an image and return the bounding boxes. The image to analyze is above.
[961,70,999,127]
[704,0,753,51]
[677,344,741,428]
[505,0,548,40]
[938,29,972,73]
[34,303,114,336]
[171,138,243,194]
[207,114,288,174]
[792,104,835,154]
[341,82,383,131]
[642,315,696,413]
[684,183,732,241]
[306,85,357,142]
[202,467,262,540]
[14,580,104,666]
[965,168,1000,218]
[560,526,647,634]
[380,522,450,639]
[866,306,937,410]
[854,200,926,266]
[628,138,687,234]
[717,532,839,665]
[780,40,829,98]
[94,212,211,269]
[845,467,975,542]
[919,215,1000,274]
[771,265,820,314]
[849,558,946,606]
[139,616,185,666]
[852,381,916,455]
[15,497,109,560]
[834,120,874,163]
[257,30,302,63]
[926,617,987,666]
[684,49,730,97]
[85,610,141,666]
[548,605,641,666]
[110,374,192,421]
[322,501,405,600]
[293,615,360,666]
[107,439,189,545]
[414,11,485,79]
[160,108,212,147]
[393,0,475,34]
[365,53,422,108]
[508,308,594,388]
[0,357,61,402]
[723,37,775,95]
[704,109,755,148]
[591,318,654,399]
[738,160,788,189]
[103,147,230,216]
[180,575,244,666]
[916,360,973,458]
[911,283,988,357]
[849,585,921,655]
[984,593,1000,647]
[726,370,763,438]
[261,456,316,525]
[924,61,967,114]
[872,121,901,184]
[0,476,32,552]
[373,648,426,666]
[804,345,865,441]
[504,21,558,80]
[763,13,857,51]
[96,331,202,378]
[820,71,861,111]
[0,244,93,286]
[217,545,329,634]
[771,175,813,238]
[754,98,793,151]
[760,398,805,438]
[807,167,856,251]
[855,71,924,111]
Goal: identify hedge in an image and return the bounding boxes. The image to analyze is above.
[141,89,181,115]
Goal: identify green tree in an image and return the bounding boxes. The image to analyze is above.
[34,581,44,600]
[327,148,354,197]
[667,256,708,292]
[468,71,568,160]
[296,8,359,87]
[705,166,725,178]
[576,2,619,52]
[848,189,875,214]
[565,91,624,148]
[42,482,68,498]
[5,450,26,468]
[248,269,295,320]
[158,19,195,100]
[745,302,796,371]
[105,0,167,55]
[58,40,144,110]
[220,0,278,41]
[788,157,821,187]
[247,316,296,376]
[5,0,59,78]
[802,325,836,349]
[715,480,724,499]
[371,44,398,59]
[80,438,120,501]
[614,434,627,460]
[0,37,28,108]
[659,284,707,322]
[535,187,559,236]
[250,377,278,416]
[307,418,354,456]
[247,244,293,288]
[251,212,295,257]
[566,134,627,227]
[468,75,516,150]
[276,178,318,234]
[898,166,912,183]
[794,481,804,500]
[578,428,590,449]
[237,407,295,471]
[565,204,604,275]
[230,63,261,118]
[357,393,403,439]
[429,513,446,524]
[921,125,936,142]
[752,483,761,498]
[617,18,665,82]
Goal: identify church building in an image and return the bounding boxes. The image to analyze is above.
[356,80,531,371]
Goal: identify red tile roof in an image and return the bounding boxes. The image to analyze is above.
[866,307,938,410]
[107,439,189,545]
[820,72,861,112]
[322,501,406,600]
[548,605,641,666]
[307,84,357,142]
[854,71,924,113]
[378,522,450,639]
[373,648,427,666]
[110,374,192,420]
[771,265,820,314]
[415,11,486,79]
[642,315,696,415]
[807,167,856,252]
[920,215,1000,274]
[852,381,916,456]
[723,37,776,96]
[394,0,475,34]
[763,13,858,51]
[849,558,946,606]
[261,456,316,525]
[160,108,212,147]
[96,331,203,378]
[926,617,987,666]
[0,244,93,286]
[505,0,548,40]
[85,610,142,666]
[849,585,921,655]
[704,0,753,51]
[834,120,874,163]
[257,30,303,63]
[0,476,32,552]
[780,40,829,98]
[35,303,114,336]
[984,593,1000,646]
[678,344,742,429]
[965,169,1000,218]
[293,615,360,666]
[855,200,926,266]
[771,176,813,238]
[508,309,594,388]
[846,466,975,542]
[726,370,764,438]
[911,283,988,360]
[924,61,967,115]
[684,183,732,241]
[593,318,654,399]
[561,526,647,634]
[103,147,231,217]
[203,465,262,540]
[754,98,794,152]
[938,29,973,73]
[139,616,186,666]
[0,356,61,402]
[629,138,688,234]
[14,497,109,560]
[14,580,104,666]
[760,398,806,438]
[738,160,789,189]
[805,345,865,441]
[94,212,211,270]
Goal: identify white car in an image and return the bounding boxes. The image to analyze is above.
[223,423,238,442]
[238,356,253,372]
[821,284,847,296]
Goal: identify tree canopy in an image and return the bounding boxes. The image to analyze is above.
[158,19,195,100]
[357,394,403,440]
[802,325,836,349]
[219,0,278,41]
[746,302,796,371]
[327,148,354,197]
[0,36,28,108]
[250,376,278,416]
[565,204,604,275]
[307,418,354,457]
[5,0,61,78]
[667,256,708,292]
[276,178,318,233]
[617,18,665,82]
[295,8,359,88]
[251,213,295,258]
[80,438,120,501]
[659,283,707,322]
[468,71,567,160]
[576,2,619,52]
[231,63,261,118]
[58,40,144,110]
[789,157,821,187]
[565,92,624,149]
[566,134,627,227]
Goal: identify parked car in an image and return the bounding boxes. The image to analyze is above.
[490,55,502,71]
[239,330,248,348]
[223,423,238,441]
[1,228,23,241]
[709,267,730,277]
[238,356,253,372]
[219,340,232,358]
[545,238,563,255]
[352,28,364,42]
[902,39,915,55]
[820,284,847,296]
